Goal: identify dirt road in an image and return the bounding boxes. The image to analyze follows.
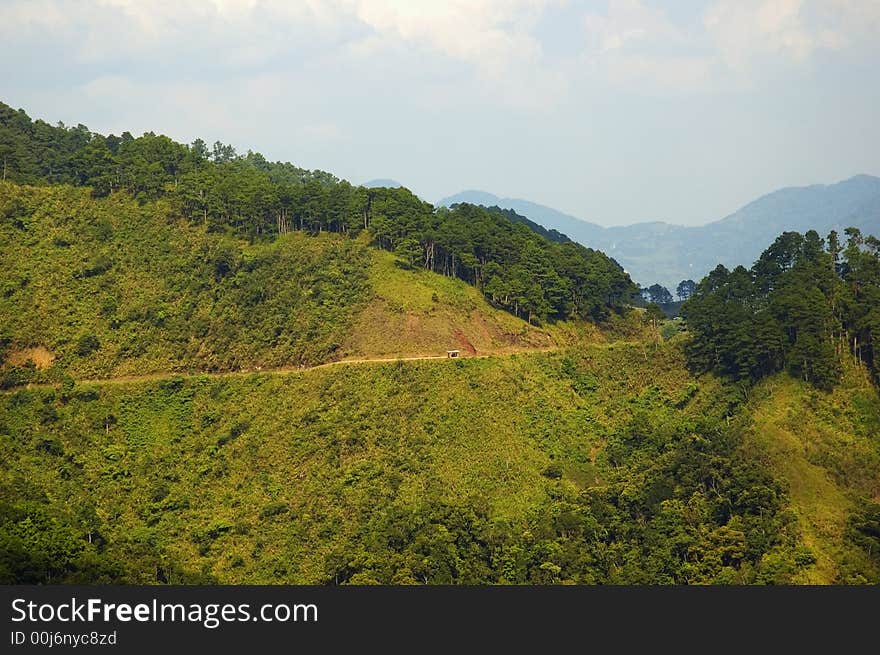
[11,348,560,390]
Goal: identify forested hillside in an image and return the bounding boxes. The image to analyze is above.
[0,183,372,381]
[743,363,880,583]
[1,101,879,587]
[683,229,880,389]
[4,344,877,584]
[0,102,634,326]
[0,182,568,384]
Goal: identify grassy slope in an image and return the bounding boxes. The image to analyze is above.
[743,361,880,583]
[0,343,714,583]
[339,248,558,359]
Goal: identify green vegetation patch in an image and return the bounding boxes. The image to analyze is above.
[5,343,872,585]
[0,183,371,381]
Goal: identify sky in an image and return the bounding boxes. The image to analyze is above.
[1,0,879,226]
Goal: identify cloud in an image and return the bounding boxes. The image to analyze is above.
[349,0,567,109]
[705,0,815,70]
[353,0,547,63]
[577,0,879,91]
[584,0,684,53]
[0,0,568,110]
[2,0,878,116]
[0,0,365,71]
[581,0,713,92]
[702,0,877,73]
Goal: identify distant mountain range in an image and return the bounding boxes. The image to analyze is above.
[362,178,403,188]
[475,206,572,245]
[438,175,880,290]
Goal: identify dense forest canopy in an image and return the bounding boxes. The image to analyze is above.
[479,205,573,244]
[682,228,880,390]
[0,101,634,324]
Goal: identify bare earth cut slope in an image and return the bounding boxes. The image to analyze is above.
[341,249,556,360]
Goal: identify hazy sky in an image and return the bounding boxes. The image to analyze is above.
[2,0,879,226]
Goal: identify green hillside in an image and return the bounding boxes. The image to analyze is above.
[0,182,369,380]
[743,362,880,583]
[2,103,879,587]
[0,102,636,327]
[3,343,878,584]
[0,182,558,385]
[342,248,557,358]
[1,179,878,586]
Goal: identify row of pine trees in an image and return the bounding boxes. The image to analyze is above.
[0,101,634,324]
[683,228,880,389]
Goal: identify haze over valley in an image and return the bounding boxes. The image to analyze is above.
[439,174,880,289]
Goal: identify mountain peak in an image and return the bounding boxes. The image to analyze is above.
[840,173,880,183]
[362,178,403,188]
[438,190,501,206]
[439,177,880,289]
